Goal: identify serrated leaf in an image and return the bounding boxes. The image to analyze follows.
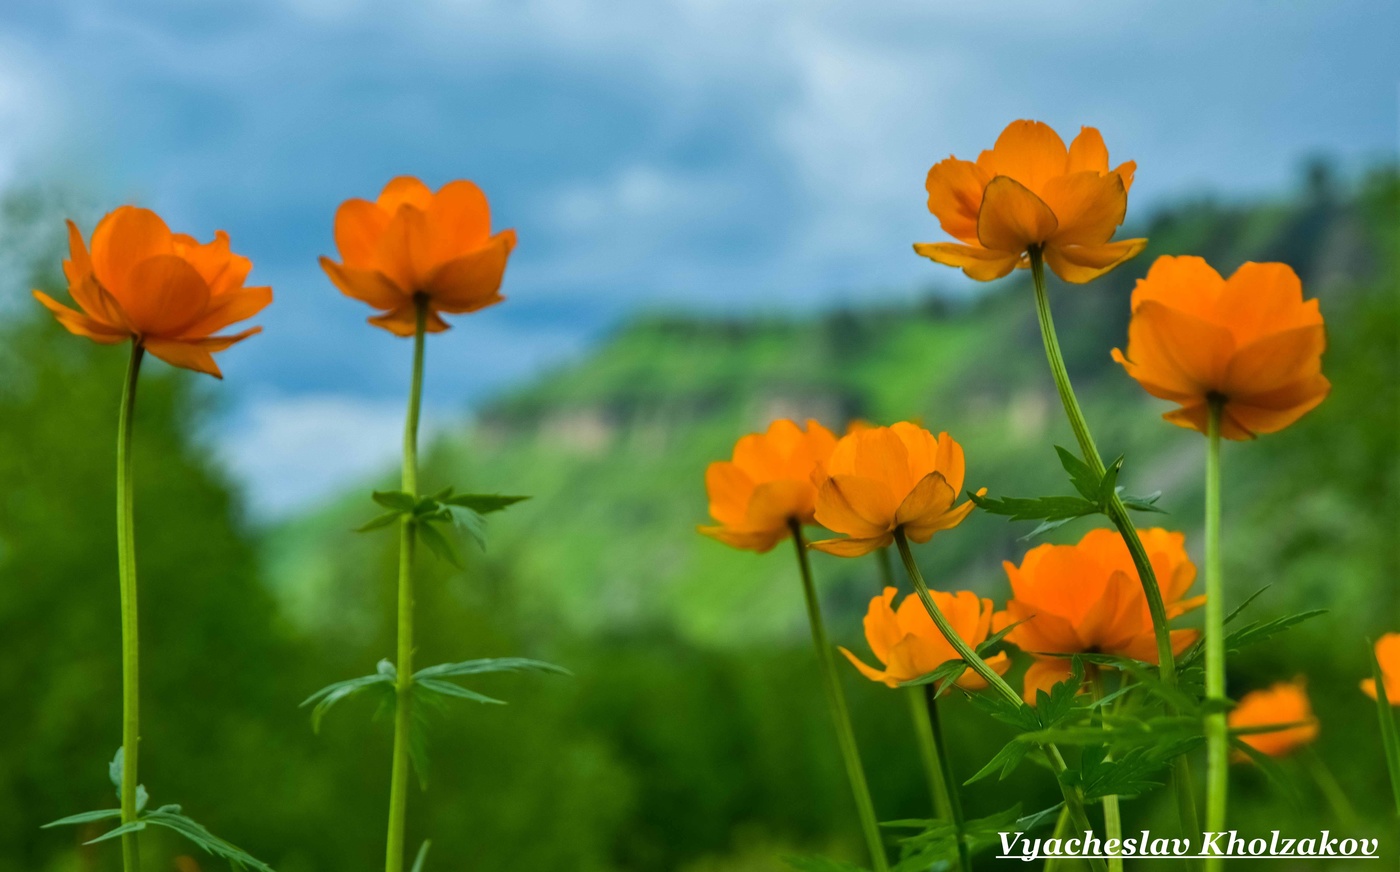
[84,820,147,844]
[440,504,488,551]
[970,493,1098,523]
[1119,490,1166,514]
[442,493,529,514]
[414,657,571,680]
[1097,456,1124,503]
[416,678,506,705]
[42,808,124,828]
[136,807,276,872]
[1225,609,1326,653]
[897,658,967,692]
[301,671,395,732]
[965,738,1032,784]
[967,690,1040,732]
[1055,446,1100,500]
[356,511,403,533]
[416,521,463,568]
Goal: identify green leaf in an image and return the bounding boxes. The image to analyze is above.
[1368,639,1400,814]
[416,678,506,705]
[440,504,488,551]
[442,493,529,514]
[356,511,403,533]
[969,492,1097,523]
[896,658,967,692]
[42,808,123,828]
[1055,446,1100,501]
[1097,456,1124,504]
[105,748,148,812]
[373,490,417,511]
[414,657,571,680]
[967,690,1040,732]
[965,738,1032,784]
[84,819,146,844]
[137,805,276,872]
[782,855,868,872]
[1225,609,1326,653]
[1229,736,1303,805]
[1118,490,1166,514]
[416,521,463,568]
[301,669,395,732]
[410,840,432,872]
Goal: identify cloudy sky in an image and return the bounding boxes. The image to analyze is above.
[1,0,1394,514]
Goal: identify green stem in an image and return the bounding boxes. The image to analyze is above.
[385,296,428,872]
[905,687,952,822]
[926,688,970,872]
[1303,747,1358,830]
[1203,399,1227,872]
[1043,806,1072,872]
[1088,669,1123,872]
[1029,248,1199,841]
[116,342,144,872]
[790,522,889,872]
[892,529,1105,872]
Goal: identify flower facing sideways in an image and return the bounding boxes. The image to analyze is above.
[320,176,516,336]
[33,207,271,377]
[1361,633,1400,705]
[914,119,1146,284]
[997,528,1203,704]
[809,423,983,558]
[841,586,1009,690]
[1229,680,1319,759]
[698,419,838,553]
[1112,255,1329,440]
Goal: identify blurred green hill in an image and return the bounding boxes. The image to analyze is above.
[4,164,1397,871]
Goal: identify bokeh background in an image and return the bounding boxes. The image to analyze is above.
[0,1,1396,869]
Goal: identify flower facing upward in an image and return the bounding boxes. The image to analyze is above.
[996,528,1203,704]
[1112,256,1329,440]
[698,419,838,553]
[841,586,1009,690]
[1361,634,1400,705]
[1229,680,1319,759]
[33,207,271,377]
[809,423,982,558]
[914,120,1146,284]
[320,176,516,336]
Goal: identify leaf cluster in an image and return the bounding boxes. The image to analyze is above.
[357,488,529,566]
[972,447,1162,539]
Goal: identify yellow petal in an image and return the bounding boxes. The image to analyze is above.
[894,471,954,528]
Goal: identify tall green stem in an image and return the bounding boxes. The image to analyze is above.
[1088,669,1123,872]
[1203,399,1226,871]
[116,342,144,872]
[1029,248,1199,841]
[790,522,889,872]
[892,530,1106,872]
[926,689,970,872]
[385,296,428,872]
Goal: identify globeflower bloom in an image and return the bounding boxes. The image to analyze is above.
[320,176,516,336]
[1229,680,1319,759]
[997,528,1203,704]
[1112,256,1329,440]
[33,207,270,377]
[841,586,1009,690]
[698,419,838,553]
[914,120,1145,284]
[1361,634,1400,704]
[810,423,982,558]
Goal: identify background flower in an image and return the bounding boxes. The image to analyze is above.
[1112,255,1329,439]
[1361,634,1400,704]
[1229,680,1319,759]
[32,207,271,377]
[698,419,837,553]
[840,586,1009,690]
[320,176,516,336]
[914,120,1146,284]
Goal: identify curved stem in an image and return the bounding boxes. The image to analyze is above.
[386,296,428,872]
[892,529,1105,872]
[905,687,952,822]
[790,522,889,872]
[1088,668,1123,872]
[926,689,970,872]
[116,342,144,872]
[1203,399,1226,872]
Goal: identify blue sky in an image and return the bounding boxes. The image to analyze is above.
[1,0,1395,514]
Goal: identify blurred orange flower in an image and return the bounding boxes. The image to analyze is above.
[809,423,982,558]
[841,586,1009,690]
[1112,256,1329,440]
[996,528,1203,704]
[1229,680,1319,759]
[320,176,516,336]
[1361,634,1400,704]
[32,207,270,378]
[914,120,1145,284]
[698,419,838,553]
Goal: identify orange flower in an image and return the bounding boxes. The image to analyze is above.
[1361,634,1400,705]
[698,419,838,553]
[1112,256,1329,440]
[914,120,1146,284]
[809,423,982,558]
[320,176,516,336]
[841,586,1009,690]
[1229,680,1319,759]
[32,207,270,377]
[996,528,1203,704]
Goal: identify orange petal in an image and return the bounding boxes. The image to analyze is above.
[426,231,514,313]
[924,157,990,245]
[333,199,392,269]
[33,290,130,344]
[1224,324,1326,397]
[143,336,232,378]
[62,219,93,285]
[912,242,1021,282]
[119,255,211,336]
[808,534,892,557]
[375,205,431,292]
[367,302,451,336]
[1216,262,1319,345]
[1118,300,1233,398]
[955,651,1010,691]
[1022,659,1075,706]
[1130,255,1225,318]
[746,479,815,530]
[814,475,897,537]
[894,471,954,528]
[975,120,1068,196]
[179,285,271,340]
[840,646,897,687]
[320,258,408,310]
[902,491,980,542]
[1065,127,1109,174]
[377,176,434,213]
[425,180,494,262]
[704,461,753,526]
[862,587,903,665]
[1042,237,1146,284]
[90,207,175,298]
[1040,171,1127,247]
[68,273,131,331]
[1225,374,1331,438]
[697,524,788,554]
[976,176,1058,253]
[1114,161,1137,193]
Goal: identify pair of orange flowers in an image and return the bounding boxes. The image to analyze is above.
[916,119,1330,439]
[35,177,515,373]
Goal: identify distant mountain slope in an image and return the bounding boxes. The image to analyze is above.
[266,165,1397,651]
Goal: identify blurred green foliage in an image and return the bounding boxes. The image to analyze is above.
[2,164,1396,871]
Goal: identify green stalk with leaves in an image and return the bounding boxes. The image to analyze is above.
[115,344,143,872]
[1202,400,1227,864]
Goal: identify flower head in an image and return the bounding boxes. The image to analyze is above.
[841,586,1009,690]
[32,207,270,377]
[1229,680,1319,759]
[320,176,516,336]
[997,528,1202,704]
[698,419,838,553]
[1112,256,1329,440]
[809,423,982,558]
[1361,633,1400,705]
[914,120,1146,284]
